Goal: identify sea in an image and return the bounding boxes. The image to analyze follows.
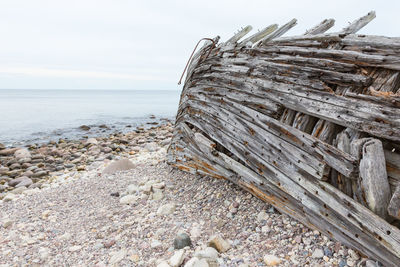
[0,89,181,147]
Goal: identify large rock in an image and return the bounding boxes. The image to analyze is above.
[173,232,192,249]
[0,148,18,156]
[85,138,98,146]
[311,248,324,258]
[8,176,33,187]
[194,247,219,260]
[0,167,9,175]
[102,159,135,175]
[0,143,5,150]
[79,125,90,131]
[3,193,16,202]
[169,249,185,267]
[157,203,176,216]
[208,235,231,253]
[119,195,138,205]
[263,255,282,266]
[14,148,31,159]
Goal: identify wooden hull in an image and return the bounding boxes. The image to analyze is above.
[168,12,400,266]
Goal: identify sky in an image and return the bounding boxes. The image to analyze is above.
[0,0,399,90]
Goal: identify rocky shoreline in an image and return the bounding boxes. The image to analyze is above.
[0,123,381,266]
[0,121,173,199]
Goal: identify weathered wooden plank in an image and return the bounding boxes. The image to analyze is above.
[260,19,297,45]
[280,109,297,125]
[311,120,337,144]
[292,112,317,133]
[304,19,335,35]
[179,99,326,179]
[239,24,278,46]
[384,149,400,186]
[193,72,400,141]
[178,92,358,177]
[194,62,399,118]
[208,54,370,86]
[345,91,400,109]
[388,186,400,220]
[225,25,253,44]
[181,84,283,117]
[336,130,353,197]
[340,11,376,35]
[252,46,400,71]
[360,139,391,219]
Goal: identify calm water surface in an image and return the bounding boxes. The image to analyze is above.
[0,89,181,146]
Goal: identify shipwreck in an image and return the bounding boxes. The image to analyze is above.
[168,11,400,266]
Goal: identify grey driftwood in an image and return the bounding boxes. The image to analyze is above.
[168,11,400,266]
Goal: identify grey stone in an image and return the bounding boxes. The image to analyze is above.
[311,248,324,258]
[3,193,16,202]
[157,203,176,215]
[127,184,139,194]
[152,190,164,201]
[26,166,38,172]
[31,171,47,178]
[173,233,192,249]
[144,142,158,152]
[14,148,31,159]
[194,247,219,260]
[323,247,332,257]
[2,219,13,228]
[0,167,9,175]
[85,138,98,146]
[208,235,231,253]
[119,195,138,205]
[161,138,172,146]
[12,187,27,194]
[184,258,201,267]
[79,125,90,131]
[22,170,34,177]
[339,259,347,267]
[9,163,21,170]
[102,159,135,175]
[102,147,112,153]
[0,184,7,192]
[169,249,185,267]
[8,176,30,187]
[18,157,31,164]
[6,169,20,178]
[0,148,18,156]
[156,261,170,267]
[256,211,269,222]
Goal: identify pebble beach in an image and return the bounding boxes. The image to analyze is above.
[0,122,381,266]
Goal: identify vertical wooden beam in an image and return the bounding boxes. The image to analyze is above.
[360,139,391,219]
[388,186,400,220]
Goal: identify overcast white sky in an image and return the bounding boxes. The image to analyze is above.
[0,0,399,90]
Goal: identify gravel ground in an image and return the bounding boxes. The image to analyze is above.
[0,148,374,266]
